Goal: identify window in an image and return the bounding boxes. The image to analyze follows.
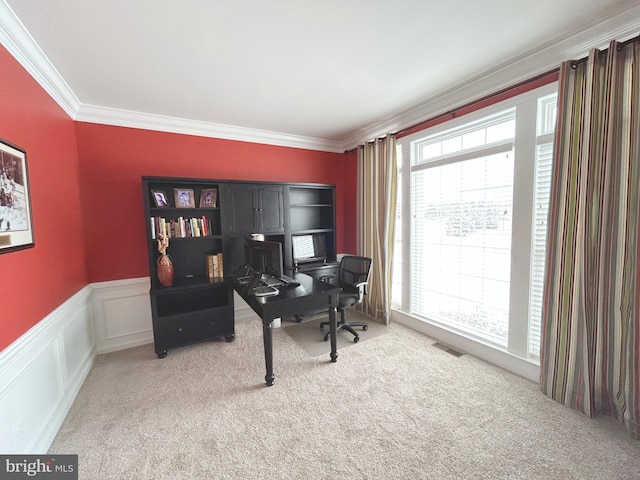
[394,84,557,361]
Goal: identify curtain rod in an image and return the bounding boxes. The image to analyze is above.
[343,68,559,155]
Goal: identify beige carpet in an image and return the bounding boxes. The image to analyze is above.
[49,319,640,479]
[281,310,389,357]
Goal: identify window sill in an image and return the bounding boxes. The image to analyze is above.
[391,308,540,383]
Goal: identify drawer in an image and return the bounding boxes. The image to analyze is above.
[156,308,233,350]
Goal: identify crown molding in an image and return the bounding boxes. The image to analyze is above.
[3,0,638,155]
[340,5,640,150]
[0,0,80,118]
[75,104,344,153]
[0,0,342,153]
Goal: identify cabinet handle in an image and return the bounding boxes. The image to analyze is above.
[178,327,183,332]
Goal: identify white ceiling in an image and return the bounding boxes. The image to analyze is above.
[1,1,639,152]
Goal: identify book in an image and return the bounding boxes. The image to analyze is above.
[205,254,216,278]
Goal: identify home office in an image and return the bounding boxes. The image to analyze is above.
[1,1,639,478]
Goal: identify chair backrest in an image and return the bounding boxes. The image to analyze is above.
[339,255,372,289]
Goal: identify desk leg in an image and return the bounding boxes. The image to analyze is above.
[329,302,338,363]
[263,320,275,386]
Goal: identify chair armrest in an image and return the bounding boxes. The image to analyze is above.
[355,281,368,302]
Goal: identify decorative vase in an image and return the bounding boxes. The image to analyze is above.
[157,254,174,287]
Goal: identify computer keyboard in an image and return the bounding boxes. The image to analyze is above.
[261,273,299,288]
[251,285,279,297]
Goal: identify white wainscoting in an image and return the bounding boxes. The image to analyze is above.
[90,277,259,353]
[90,277,154,354]
[0,286,94,453]
[0,277,261,454]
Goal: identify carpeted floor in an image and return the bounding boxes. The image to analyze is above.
[282,310,389,357]
[49,317,640,479]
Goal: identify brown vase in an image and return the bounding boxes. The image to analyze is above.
[157,254,174,287]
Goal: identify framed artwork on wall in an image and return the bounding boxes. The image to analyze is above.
[0,138,34,253]
[174,188,195,208]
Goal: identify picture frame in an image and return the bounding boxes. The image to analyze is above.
[199,188,218,208]
[0,138,34,254]
[151,190,169,208]
[174,188,195,208]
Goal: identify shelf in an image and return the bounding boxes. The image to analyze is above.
[150,207,220,213]
[290,228,334,235]
[151,234,223,241]
[290,204,333,208]
[151,275,227,293]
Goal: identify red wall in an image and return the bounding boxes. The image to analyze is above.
[0,46,88,351]
[0,44,357,352]
[75,124,357,282]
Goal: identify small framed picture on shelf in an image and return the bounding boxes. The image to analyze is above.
[174,188,195,208]
[151,190,169,208]
[199,188,217,208]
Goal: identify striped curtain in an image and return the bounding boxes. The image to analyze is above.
[356,134,398,325]
[540,38,640,438]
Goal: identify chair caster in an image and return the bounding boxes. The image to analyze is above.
[353,336,359,343]
[363,326,368,331]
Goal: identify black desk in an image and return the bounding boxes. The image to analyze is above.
[234,272,341,386]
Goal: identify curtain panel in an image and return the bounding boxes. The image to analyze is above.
[540,38,640,438]
[356,135,398,325]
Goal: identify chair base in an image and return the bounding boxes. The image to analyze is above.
[320,320,368,343]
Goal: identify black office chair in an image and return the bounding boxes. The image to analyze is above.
[320,255,372,343]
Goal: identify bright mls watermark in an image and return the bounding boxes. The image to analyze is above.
[1,455,77,479]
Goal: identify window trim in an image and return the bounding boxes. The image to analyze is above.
[395,82,558,367]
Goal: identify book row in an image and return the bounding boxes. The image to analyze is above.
[150,216,214,239]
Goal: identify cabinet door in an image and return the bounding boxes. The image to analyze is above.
[226,184,284,234]
[227,184,257,233]
[256,186,284,233]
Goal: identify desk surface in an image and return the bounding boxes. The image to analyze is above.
[235,272,341,386]
[237,272,341,322]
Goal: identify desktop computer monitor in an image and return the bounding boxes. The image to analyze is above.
[244,238,284,277]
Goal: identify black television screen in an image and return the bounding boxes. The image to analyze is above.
[244,238,284,276]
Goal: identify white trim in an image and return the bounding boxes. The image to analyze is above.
[392,309,539,383]
[343,7,640,148]
[90,277,154,355]
[0,286,94,453]
[75,104,344,153]
[0,0,80,118]
[4,0,639,153]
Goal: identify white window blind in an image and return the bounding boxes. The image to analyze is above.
[528,142,553,356]
[528,93,557,357]
[410,112,515,347]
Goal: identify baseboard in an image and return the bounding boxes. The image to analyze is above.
[0,286,94,453]
[392,309,540,383]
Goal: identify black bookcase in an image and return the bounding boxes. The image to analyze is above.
[142,177,337,356]
[286,184,338,283]
[142,176,235,358]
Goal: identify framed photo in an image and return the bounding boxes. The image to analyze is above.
[199,188,218,208]
[151,190,169,208]
[0,138,34,253]
[174,188,195,208]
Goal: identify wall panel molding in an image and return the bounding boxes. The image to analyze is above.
[0,286,94,453]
